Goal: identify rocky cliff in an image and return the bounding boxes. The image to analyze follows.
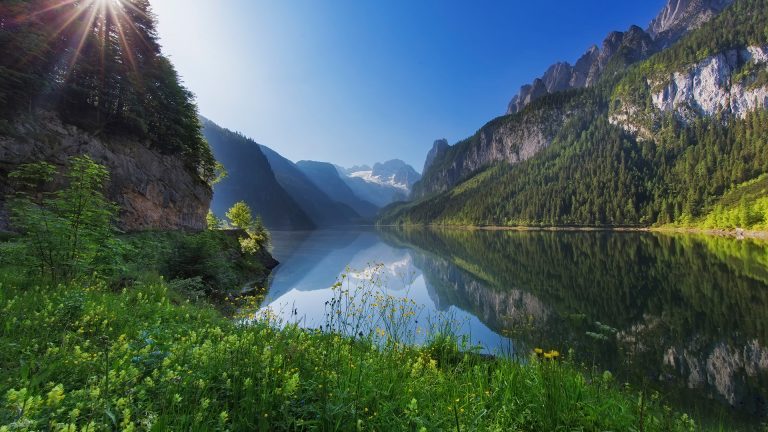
[413,100,572,199]
[507,26,654,115]
[423,139,450,173]
[0,113,211,232]
[649,0,734,45]
[651,46,768,120]
[611,45,768,134]
[412,0,739,202]
[506,0,733,115]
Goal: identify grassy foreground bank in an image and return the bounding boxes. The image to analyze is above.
[0,274,705,431]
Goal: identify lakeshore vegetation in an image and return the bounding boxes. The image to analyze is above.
[0,157,705,431]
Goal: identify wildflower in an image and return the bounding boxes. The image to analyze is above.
[534,348,544,355]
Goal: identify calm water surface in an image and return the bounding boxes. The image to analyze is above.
[260,227,768,429]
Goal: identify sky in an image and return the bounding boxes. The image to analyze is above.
[152,0,666,171]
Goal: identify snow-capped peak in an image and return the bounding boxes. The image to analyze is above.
[349,170,410,192]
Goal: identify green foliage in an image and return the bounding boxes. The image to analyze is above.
[206,210,222,230]
[697,175,768,229]
[0,0,215,181]
[120,230,268,296]
[616,0,768,101]
[0,272,701,431]
[7,155,121,283]
[225,201,270,254]
[384,0,768,229]
[210,161,228,186]
[226,201,253,230]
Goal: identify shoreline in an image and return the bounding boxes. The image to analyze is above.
[378,224,768,240]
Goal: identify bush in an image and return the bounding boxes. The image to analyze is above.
[6,155,122,283]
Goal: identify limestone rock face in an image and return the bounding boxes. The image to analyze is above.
[649,0,734,46]
[413,107,568,199]
[612,46,768,134]
[423,139,450,174]
[651,46,768,120]
[506,0,733,115]
[507,26,654,115]
[0,113,211,232]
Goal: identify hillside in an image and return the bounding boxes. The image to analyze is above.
[295,160,379,219]
[0,0,214,231]
[336,159,421,207]
[506,0,734,115]
[201,118,316,230]
[381,0,768,228]
[257,146,365,226]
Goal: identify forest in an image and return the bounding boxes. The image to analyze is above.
[381,0,768,229]
[0,0,215,181]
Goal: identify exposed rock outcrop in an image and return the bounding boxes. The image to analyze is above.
[651,46,768,120]
[507,0,734,115]
[649,0,734,46]
[507,26,655,115]
[612,46,768,133]
[0,113,211,232]
[413,106,569,199]
[422,139,450,174]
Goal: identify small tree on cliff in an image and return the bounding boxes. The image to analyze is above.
[206,210,222,230]
[225,201,269,254]
[226,201,253,230]
[8,155,120,282]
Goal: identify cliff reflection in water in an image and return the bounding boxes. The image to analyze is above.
[262,228,768,423]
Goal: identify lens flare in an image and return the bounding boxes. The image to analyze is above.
[21,0,152,76]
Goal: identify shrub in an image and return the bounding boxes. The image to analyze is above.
[6,155,122,283]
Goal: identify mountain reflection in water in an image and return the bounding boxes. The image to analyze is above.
[260,227,768,428]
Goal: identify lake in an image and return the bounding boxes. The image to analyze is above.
[260,227,768,429]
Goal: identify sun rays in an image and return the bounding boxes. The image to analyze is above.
[19,0,151,76]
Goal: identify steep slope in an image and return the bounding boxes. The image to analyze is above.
[202,119,315,230]
[0,0,215,232]
[337,160,422,207]
[257,146,363,226]
[0,112,212,232]
[413,93,578,199]
[295,161,379,219]
[507,26,654,115]
[423,139,450,173]
[381,0,768,228]
[506,0,733,116]
[649,0,734,45]
[340,176,407,208]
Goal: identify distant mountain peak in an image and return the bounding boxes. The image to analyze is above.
[506,0,733,115]
[345,159,421,192]
[423,139,450,174]
[648,0,734,43]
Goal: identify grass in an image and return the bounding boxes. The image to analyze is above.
[0,264,709,432]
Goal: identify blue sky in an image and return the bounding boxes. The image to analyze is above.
[152,0,665,170]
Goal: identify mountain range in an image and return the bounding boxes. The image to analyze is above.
[381,0,768,228]
[202,118,420,229]
[336,160,421,207]
[507,0,734,115]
